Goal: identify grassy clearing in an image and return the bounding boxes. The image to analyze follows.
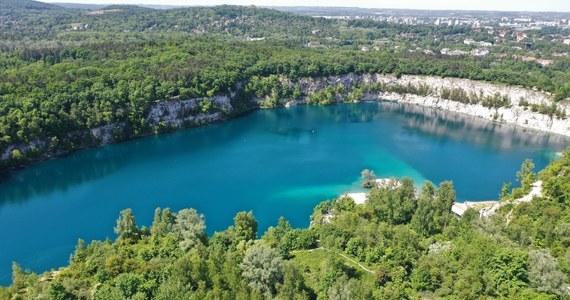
[290,248,377,292]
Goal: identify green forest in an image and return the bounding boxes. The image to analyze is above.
[1,2,570,298]
[2,148,570,299]
[1,1,570,171]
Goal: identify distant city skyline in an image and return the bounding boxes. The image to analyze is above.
[39,0,570,13]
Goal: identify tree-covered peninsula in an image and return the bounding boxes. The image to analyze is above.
[2,149,570,299]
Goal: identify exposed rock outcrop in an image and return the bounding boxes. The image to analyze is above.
[147,96,232,127]
[2,74,568,169]
[279,74,569,136]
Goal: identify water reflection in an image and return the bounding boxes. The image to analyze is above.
[0,118,255,206]
[0,101,567,207]
[0,100,569,285]
[379,101,568,150]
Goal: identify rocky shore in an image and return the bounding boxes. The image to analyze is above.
[284,74,570,136]
[3,74,569,169]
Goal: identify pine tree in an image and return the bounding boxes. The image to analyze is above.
[114,208,139,241]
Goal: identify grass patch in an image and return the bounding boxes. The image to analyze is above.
[290,248,376,292]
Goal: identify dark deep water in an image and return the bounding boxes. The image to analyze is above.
[0,101,568,284]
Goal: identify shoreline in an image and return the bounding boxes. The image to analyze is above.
[287,74,570,137]
[287,98,570,139]
[384,95,569,137]
[0,106,258,176]
[2,74,569,174]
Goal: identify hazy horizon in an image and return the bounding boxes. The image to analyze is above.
[39,0,570,13]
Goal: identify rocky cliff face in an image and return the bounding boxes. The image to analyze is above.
[2,74,568,167]
[1,96,233,162]
[378,101,568,147]
[120,73,570,140]
[367,92,569,136]
[293,74,553,105]
[283,74,570,136]
[146,96,232,128]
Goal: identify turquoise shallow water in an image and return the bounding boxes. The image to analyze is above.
[0,101,568,284]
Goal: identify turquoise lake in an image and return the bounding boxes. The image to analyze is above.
[0,101,568,284]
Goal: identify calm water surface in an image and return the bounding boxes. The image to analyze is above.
[0,101,568,284]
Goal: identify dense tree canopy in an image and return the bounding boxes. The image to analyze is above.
[3,150,570,298]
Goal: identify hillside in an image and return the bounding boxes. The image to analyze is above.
[0,2,569,173]
[0,0,57,10]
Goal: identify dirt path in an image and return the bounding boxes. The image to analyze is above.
[481,181,543,218]
[332,250,376,274]
[296,247,376,275]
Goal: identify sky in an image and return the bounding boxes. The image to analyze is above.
[39,0,570,12]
